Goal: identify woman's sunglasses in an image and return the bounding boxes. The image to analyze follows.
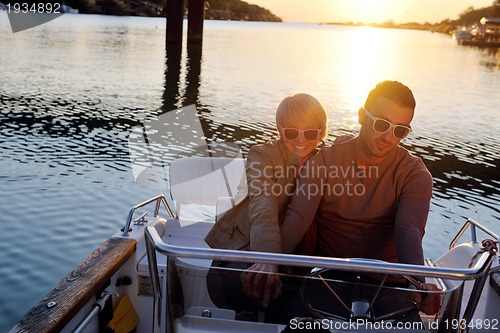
[280,127,321,141]
[363,108,412,139]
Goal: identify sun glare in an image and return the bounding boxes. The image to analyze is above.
[343,27,383,111]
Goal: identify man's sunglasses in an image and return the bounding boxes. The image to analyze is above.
[363,108,412,139]
[280,127,321,141]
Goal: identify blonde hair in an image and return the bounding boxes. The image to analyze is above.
[275,93,328,140]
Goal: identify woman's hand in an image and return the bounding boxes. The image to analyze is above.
[409,282,441,315]
[240,263,282,307]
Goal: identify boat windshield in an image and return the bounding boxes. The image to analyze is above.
[166,255,462,333]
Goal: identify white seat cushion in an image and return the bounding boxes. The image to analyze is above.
[170,157,246,218]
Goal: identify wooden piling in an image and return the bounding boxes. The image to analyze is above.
[166,0,184,44]
[188,0,206,44]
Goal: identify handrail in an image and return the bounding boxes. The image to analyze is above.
[72,291,117,333]
[145,225,494,281]
[145,224,162,331]
[144,218,498,333]
[450,217,499,250]
[122,194,174,236]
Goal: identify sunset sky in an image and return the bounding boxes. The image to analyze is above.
[247,0,495,24]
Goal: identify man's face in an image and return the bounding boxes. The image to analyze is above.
[358,96,414,159]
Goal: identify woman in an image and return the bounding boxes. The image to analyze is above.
[205,93,328,315]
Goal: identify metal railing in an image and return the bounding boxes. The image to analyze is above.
[146,225,494,280]
[448,218,499,333]
[144,211,498,333]
[122,194,174,237]
[72,291,117,333]
[449,217,499,249]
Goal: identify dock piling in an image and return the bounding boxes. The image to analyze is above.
[188,0,206,44]
[166,0,206,46]
[166,0,184,45]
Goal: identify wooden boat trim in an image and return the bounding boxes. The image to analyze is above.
[10,237,137,333]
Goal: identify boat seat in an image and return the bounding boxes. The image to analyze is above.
[430,242,478,290]
[140,157,248,312]
[138,217,216,311]
[432,242,478,268]
[169,156,247,220]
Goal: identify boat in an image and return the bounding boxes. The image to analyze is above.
[10,156,500,332]
[455,17,500,48]
[452,26,473,43]
[60,4,79,14]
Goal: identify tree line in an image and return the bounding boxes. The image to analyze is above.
[332,1,500,35]
[1,0,282,21]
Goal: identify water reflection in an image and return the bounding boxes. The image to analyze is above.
[478,48,500,71]
[163,43,183,112]
[0,18,497,206]
[162,43,204,111]
[2,17,499,332]
[0,95,141,137]
[417,144,499,198]
[1,46,497,205]
[155,42,499,216]
[185,44,203,106]
[457,45,500,71]
[159,41,266,159]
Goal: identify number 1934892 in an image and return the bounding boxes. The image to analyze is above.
[6,3,61,14]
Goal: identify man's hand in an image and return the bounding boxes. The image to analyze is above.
[409,283,441,315]
[240,263,282,307]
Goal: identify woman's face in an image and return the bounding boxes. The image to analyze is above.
[280,120,321,159]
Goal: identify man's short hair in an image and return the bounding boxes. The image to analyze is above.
[364,80,416,111]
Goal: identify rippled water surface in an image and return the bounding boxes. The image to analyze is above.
[1,13,499,331]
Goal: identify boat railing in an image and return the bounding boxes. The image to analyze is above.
[122,194,174,237]
[145,224,495,281]
[144,215,498,333]
[137,194,498,332]
[449,217,499,250]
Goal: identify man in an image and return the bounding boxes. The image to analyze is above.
[281,80,431,265]
[286,80,438,316]
[242,80,440,318]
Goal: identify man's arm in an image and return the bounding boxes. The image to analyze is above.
[395,164,433,266]
[394,161,441,315]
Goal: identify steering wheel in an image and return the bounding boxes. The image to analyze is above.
[300,266,425,322]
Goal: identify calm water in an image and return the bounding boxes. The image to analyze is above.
[1,13,499,330]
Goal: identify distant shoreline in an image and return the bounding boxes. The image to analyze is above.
[325,21,453,35]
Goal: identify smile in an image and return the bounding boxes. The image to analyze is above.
[376,140,389,149]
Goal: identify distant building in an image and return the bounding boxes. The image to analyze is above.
[457,17,500,47]
[476,17,500,43]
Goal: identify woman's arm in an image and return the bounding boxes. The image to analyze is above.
[280,154,326,253]
[246,146,284,253]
